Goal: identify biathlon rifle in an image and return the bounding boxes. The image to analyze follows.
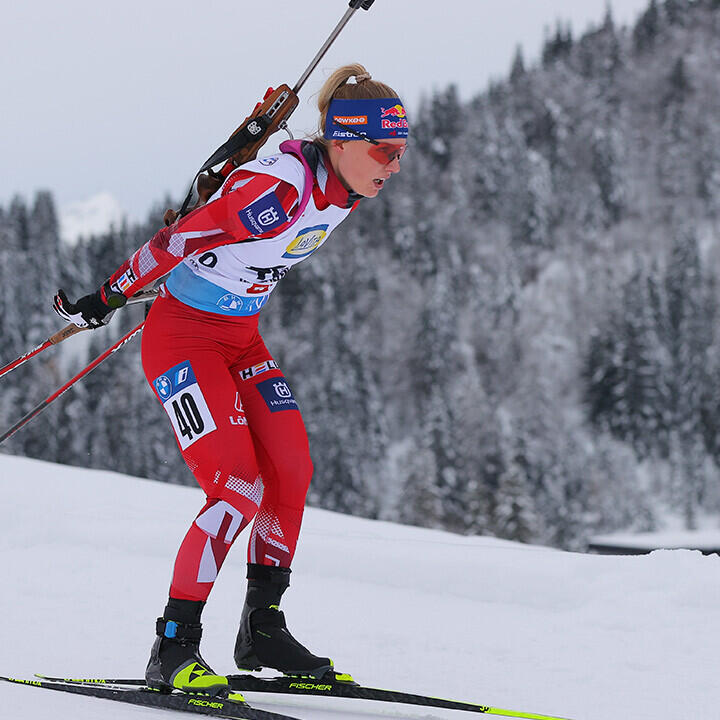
[165,0,376,225]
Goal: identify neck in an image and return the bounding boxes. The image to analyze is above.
[326,145,353,193]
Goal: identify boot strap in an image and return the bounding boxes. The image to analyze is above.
[246,563,291,586]
[156,618,203,641]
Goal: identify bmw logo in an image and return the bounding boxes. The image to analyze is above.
[155,375,172,399]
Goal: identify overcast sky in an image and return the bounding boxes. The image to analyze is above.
[2,0,651,223]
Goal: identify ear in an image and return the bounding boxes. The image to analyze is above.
[331,139,346,153]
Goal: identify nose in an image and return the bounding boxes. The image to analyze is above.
[388,156,402,173]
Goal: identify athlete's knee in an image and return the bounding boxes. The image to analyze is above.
[274,452,313,502]
[195,498,249,545]
[183,441,262,501]
[219,472,264,519]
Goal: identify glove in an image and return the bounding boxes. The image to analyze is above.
[53,281,127,329]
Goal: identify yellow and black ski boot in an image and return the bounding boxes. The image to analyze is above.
[146,599,228,695]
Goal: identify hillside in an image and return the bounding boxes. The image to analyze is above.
[1,455,718,719]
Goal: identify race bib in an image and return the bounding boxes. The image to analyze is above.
[153,361,216,449]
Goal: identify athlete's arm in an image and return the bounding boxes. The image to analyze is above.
[105,172,300,299]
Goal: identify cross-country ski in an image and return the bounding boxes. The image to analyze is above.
[29,673,574,720]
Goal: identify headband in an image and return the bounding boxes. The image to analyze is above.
[324,98,409,140]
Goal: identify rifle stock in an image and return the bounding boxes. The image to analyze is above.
[164,85,299,225]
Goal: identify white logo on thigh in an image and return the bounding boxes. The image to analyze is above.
[273,381,292,398]
[230,391,248,425]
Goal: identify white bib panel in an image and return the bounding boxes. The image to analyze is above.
[165,152,351,316]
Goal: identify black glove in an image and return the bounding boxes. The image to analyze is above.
[53,281,127,329]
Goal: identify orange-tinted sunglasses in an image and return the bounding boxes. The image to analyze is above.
[333,121,407,165]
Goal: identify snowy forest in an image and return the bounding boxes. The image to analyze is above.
[3,0,720,550]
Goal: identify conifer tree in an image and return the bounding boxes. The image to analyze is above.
[510,46,526,83]
[634,0,661,52]
[494,440,538,543]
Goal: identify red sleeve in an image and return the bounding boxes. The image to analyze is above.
[104,171,300,299]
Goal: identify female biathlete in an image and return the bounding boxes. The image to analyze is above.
[53,64,408,695]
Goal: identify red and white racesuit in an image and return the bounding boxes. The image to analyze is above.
[105,140,359,602]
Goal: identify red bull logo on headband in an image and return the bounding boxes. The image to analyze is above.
[325,97,409,140]
[380,104,407,119]
[380,103,409,132]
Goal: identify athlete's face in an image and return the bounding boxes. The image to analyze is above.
[330,138,406,198]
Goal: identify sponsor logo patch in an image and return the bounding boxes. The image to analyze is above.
[379,104,409,132]
[380,104,407,119]
[381,118,410,131]
[256,376,299,412]
[154,374,173,401]
[333,114,368,125]
[258,156,279,166]
[230,391,248,425]
[247,265,289,282]
[111,268,137,294]
[238,192,288,235]
[216,293,268,314]
[238,359,279,381]
[282,224,328,259]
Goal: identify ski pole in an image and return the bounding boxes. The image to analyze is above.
[172,0,378,221]
[0,319,146,445]
[0,288,158,381]
[293,0,377,94]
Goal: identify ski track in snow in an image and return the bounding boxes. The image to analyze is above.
[1,453,719,720]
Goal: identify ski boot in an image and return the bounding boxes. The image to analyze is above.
[146,598,228,695]
[234,564,333,678]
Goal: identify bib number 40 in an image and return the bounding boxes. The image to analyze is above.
[153,361,217,449]
[166,384,216,449]
[172,393,205,442]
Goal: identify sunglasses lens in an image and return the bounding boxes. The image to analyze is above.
[368,143,407,165]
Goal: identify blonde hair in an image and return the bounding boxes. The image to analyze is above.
[314,63,401,148]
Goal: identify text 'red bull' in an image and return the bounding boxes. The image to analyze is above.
[380,104,408,131]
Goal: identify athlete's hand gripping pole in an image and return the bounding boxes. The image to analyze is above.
[0,289,158,382]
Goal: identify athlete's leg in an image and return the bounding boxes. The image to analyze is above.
[231,359,329,674]
[142,298,265,602]
[232,361,314,568]
[141,296,278,689]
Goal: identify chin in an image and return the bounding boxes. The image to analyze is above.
[360,184,380,198]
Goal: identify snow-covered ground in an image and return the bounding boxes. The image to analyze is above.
[1,454,718,720]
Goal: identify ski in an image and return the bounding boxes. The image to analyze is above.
[33,672,575,720]
[2,676,301,720]
[232,674,574,720]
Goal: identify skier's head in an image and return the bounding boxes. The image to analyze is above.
[316,63,408,198]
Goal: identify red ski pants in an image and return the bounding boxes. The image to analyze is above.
[141,293,313,602]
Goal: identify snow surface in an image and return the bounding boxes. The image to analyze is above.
[1,454,718,720]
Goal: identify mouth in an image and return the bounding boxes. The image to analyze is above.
[373,178,386,189]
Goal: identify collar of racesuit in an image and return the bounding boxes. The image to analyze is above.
[299,140,364,210]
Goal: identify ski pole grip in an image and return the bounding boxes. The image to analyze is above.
[349,0,375,8]
[49,323,86,345]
